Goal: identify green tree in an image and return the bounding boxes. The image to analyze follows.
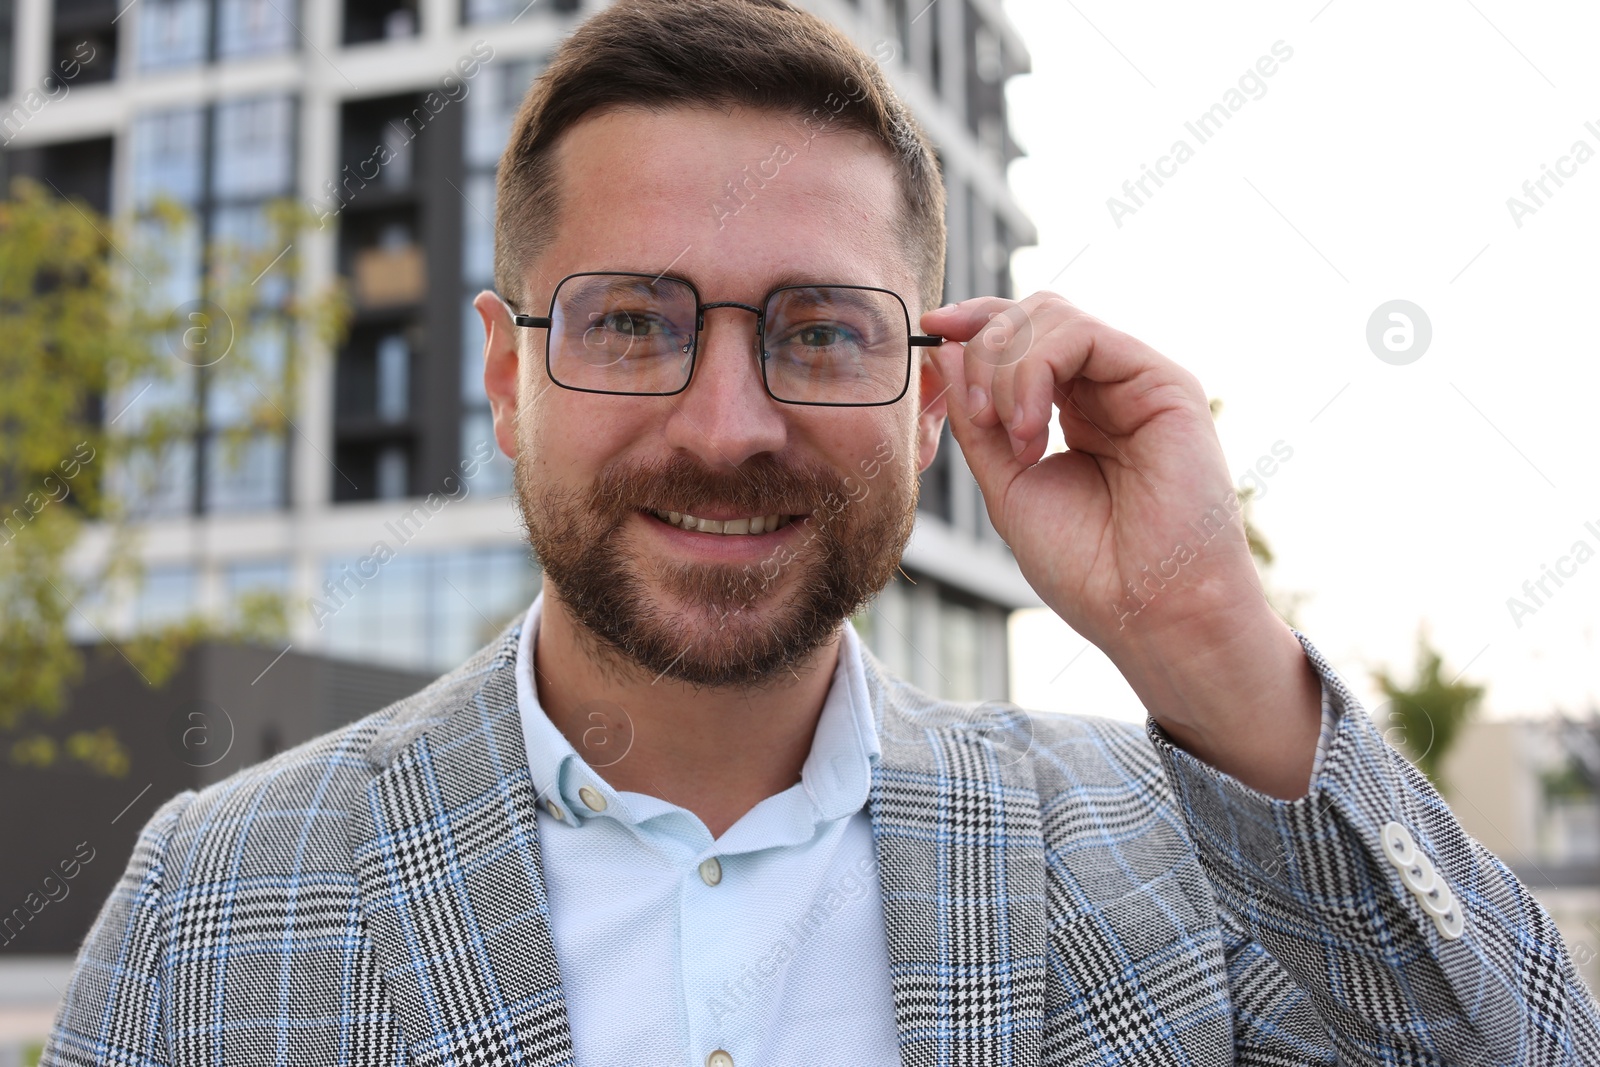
[0,175,349,775]
[1371,628,1487,794]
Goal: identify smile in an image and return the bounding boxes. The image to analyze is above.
[649,510,797,535]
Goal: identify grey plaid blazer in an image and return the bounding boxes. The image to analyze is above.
[42,623,1600,1065]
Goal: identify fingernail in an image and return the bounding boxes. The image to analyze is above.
[967,385,987,413]
[1008,405,1025,431]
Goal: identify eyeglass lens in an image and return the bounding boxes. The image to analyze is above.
[547,273,910,403]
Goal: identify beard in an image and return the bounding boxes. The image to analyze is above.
[516,446,917,689]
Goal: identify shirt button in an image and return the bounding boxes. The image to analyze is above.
[578,785,607,812]
[705,1051,734,1067]
[544,797,565,821]
[698,857,723,886]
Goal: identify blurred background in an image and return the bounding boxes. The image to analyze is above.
[0,0,1596,1059]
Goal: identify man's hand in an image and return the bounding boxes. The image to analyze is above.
[922,293,1323,800]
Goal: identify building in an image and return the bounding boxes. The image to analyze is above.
[1438,713,1600,993]
[1,0,1040,703]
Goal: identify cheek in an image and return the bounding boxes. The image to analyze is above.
[530,397,652,479]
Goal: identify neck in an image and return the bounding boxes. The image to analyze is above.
[533,582,843,839]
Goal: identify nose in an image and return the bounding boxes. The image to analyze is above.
[662,305,787,468]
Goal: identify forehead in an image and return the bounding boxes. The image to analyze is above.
[533,105,913,302]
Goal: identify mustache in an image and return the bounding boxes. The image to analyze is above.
[586,452,846,523]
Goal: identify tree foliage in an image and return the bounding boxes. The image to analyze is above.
[0,175,349,775]
[1372,628,1487,794]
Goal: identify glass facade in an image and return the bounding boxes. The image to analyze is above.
[217,0,296,58]
[319,547,539,670]
[137,0,296,69]
[133,564,198,629]
[458,57,540,497]
[119,95,297,517]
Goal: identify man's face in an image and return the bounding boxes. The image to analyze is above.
[478,105,948,688]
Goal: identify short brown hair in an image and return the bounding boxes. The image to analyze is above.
[494,0,947,316]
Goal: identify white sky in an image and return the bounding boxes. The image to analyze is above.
[1000,0,1600,723]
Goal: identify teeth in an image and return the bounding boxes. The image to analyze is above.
[652,510,788,535]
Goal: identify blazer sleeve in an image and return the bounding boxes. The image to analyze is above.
[40,788,196,1067]
[1148,632,1600,1066]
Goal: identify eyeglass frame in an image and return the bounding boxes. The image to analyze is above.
[508,270,946,408]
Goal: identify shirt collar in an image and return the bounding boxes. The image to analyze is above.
[514,592,880,833]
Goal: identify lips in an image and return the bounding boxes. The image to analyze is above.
[649,510,796,535]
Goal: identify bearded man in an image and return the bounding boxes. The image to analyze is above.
[44,0,1600,1064]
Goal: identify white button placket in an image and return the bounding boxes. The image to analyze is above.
[683,851,732,1067]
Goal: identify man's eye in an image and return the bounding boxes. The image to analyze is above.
[597,311,664,337]
[791,323,852,347]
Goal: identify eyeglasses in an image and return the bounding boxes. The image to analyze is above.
[510,271,945,407]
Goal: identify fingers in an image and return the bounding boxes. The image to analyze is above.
[927,291,1180,469]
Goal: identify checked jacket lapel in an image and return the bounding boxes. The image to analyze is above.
[348,628,576,1067]
[345,624,1046,1067]
[862,650,1048,1067]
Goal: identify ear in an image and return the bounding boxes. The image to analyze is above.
[474,290,523,462]
[915,349,949,473]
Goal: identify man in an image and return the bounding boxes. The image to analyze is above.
[43,0,1600,1063]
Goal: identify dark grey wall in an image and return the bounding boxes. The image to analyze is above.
[0,641,435,956]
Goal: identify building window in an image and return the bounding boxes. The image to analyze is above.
[318,547,538,670]
[138,0,297,68]
[224,558,290,625]
[119,96,297,518]
[458,58,539,497]
[218,0,297,57]
[462,0,577,23]
[334,87,476,504]
[0,0,12,97]
[344,0,418,44]
[937,592,982,702]
[134,565,198,630]
[138,0,209,69]
[51,0,118,85]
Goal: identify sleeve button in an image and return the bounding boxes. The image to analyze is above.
[1380,821,1417,868]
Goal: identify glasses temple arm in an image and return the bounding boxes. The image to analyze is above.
[910,334,944,347]
[512,314,551,329]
